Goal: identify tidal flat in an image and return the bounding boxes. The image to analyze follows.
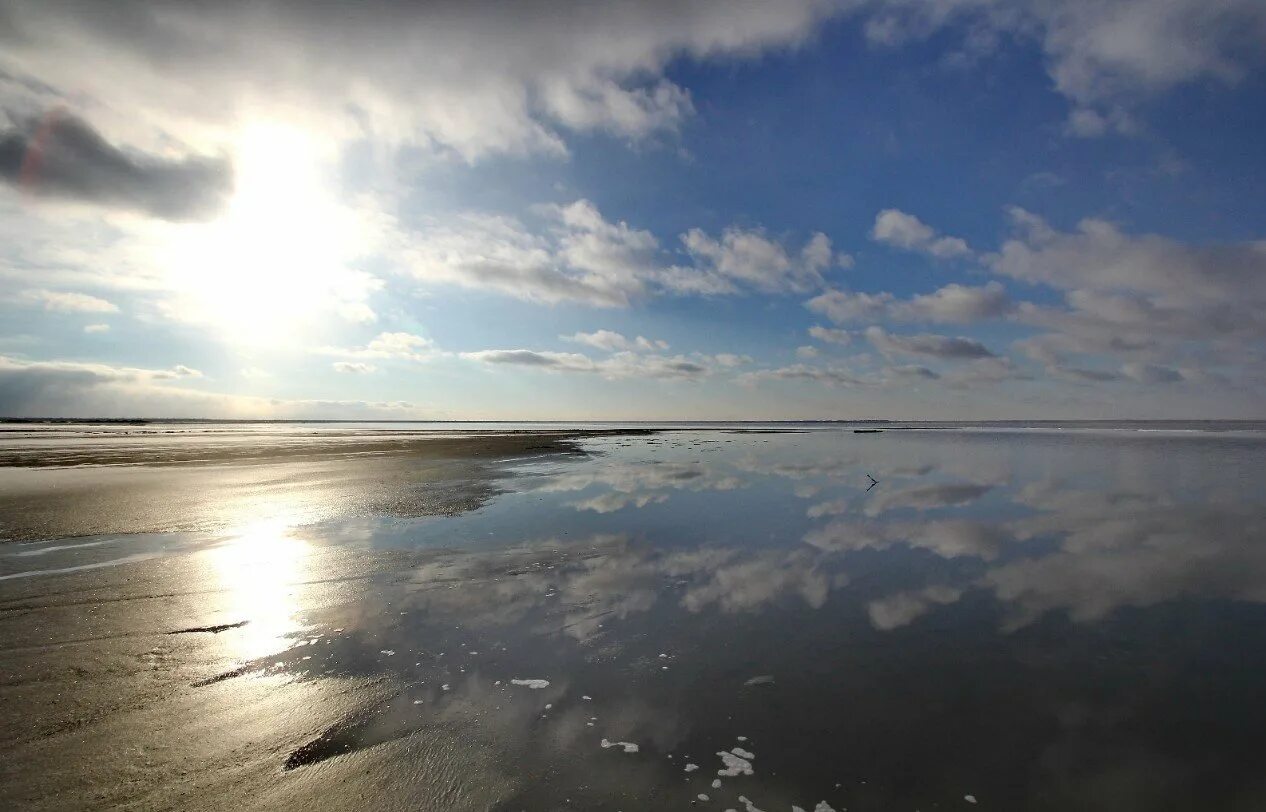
[2,422,1266,811]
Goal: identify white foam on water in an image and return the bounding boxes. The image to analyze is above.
[736,795,765,812]
[717,750,754,777]
[600,739,639,754]
[510,678,550,689]
[697,794,710,801]
[684,763,699,772]
[814,803,838,812]
[731,747,755,759]
[380,650,394,655]
[965,795,977,804]
[711,779,722,789]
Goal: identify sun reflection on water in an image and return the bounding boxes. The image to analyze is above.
[208,518,312,662]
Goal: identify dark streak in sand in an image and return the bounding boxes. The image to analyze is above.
[166,620,248,634]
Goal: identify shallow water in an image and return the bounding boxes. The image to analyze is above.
[3,427,1266,810]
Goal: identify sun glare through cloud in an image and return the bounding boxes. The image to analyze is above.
[154,121,379,346]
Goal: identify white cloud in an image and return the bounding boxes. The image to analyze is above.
[333,361,377,374]
[562,329,668,352]
[860,0,1266,136]
[0,0,839,161]
[462,347,723,381]
[806,281,1011,325]
[82,323,110,333]
[0,354,430,418]
[796,345,819,359]
[7,288,119,313]
[737,363,864,387]
[320,332,438,363]
[993,209,1266,389]
[871,208,970,257]
[1121,362,1185,385]
[395,200,843,305]
[865,326,996,359]
[677,227,844,294]
[808,325,852,345]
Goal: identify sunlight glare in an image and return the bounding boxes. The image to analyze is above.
[209,517,312,662]
[158,121,378,345]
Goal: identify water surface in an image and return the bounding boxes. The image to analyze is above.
[3,426,1265,811]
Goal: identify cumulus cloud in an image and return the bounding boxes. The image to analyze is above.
[333,361,377,374]
[871,208,970,257]
[675,227,845,294]
[562,329,668,352]
[860,0,1266,135]
[992,209,1266,391]
[0,355,201,414]
[1120,362,1185,385]
[736,363,864,387]
[461,347,723,381]
[806,281,1012,325]
[0,354,426,418]
[996,209,1266,344]
[395,200,842,306]
[883,364,940,381]
[320,332,438,364]
[0,0,840,161]
[808,325,852,345]
[6,288,119,313]
[0,112,231,220]
[865,326,996,360]
[941,356,1031,388]
[82,323,109,333]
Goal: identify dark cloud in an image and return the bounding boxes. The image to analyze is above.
[0,112,231,220]
[865,326,997,359]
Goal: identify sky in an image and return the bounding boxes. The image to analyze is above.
[0,0,1264,420]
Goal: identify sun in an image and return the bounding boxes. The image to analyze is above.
[156,121,379,346]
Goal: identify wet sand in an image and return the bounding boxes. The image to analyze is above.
[4,424,1266,811]
[0,428,649,540]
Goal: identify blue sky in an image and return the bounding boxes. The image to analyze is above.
[1,0,1264,419]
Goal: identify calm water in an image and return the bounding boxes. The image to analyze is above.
[4,426,1266,810]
